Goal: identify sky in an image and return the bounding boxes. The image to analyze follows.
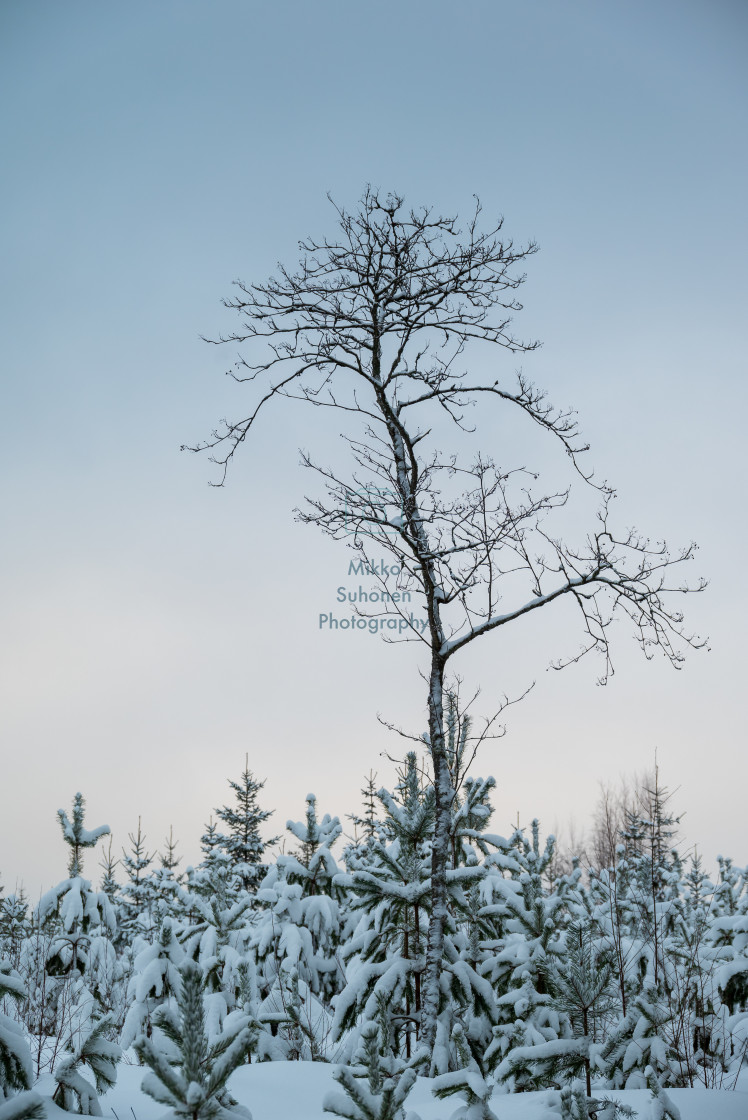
[1,0,746,897]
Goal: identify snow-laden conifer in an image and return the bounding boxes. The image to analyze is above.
[143,827,185,925]
[332,757,433,1060]
[0,1093,46,1120]
[97,842,119,913]
[51,1012,120,1116]
[536,921,617,1095]
[551,1080,637,1120]
[0,895,30,966]
[247,796,347,1059]
[178,853,254,1038]
[479,823,570,1090]
[323,1019,421,1120]
[431,1022,498,1120]
[57,796,110,882]
[213,760,278,892]
[334,753,499,1072]
[645,1067,682,1120]
[134,959,252,1120]
[29,796,121,1091]
[37,795,115,977]
[121,916,185,1049]
[252,795,347,1004]
[119,820,156,945]
[0,961,45,1120]
[600,986,682,1090]
[0,961,31,1099]
[30,799,116,1056]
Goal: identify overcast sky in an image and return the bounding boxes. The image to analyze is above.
[1,0,746,896]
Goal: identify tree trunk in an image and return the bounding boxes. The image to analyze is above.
[421,655,453,1052]
[372,320,453,1054]
[583,1006,591,1097]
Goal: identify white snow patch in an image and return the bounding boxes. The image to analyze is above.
[87,1062,748,1120]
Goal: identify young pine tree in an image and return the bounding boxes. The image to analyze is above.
[58,795,110,880]
[37,795,116,976]
[135,959,252,1120]
[432,1022,498,1120]
[51,1013,120,1116]
[0,960,32,1100]
[322,1017,421,1120]
[0,962,43,1120]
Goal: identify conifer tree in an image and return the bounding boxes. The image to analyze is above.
[98,842,119,909]
[213,760,278,892]
[178,863,254,1024]
[37,795,116,976]
[135,959,252,1120]
[161,827,182,873]
[347,774,382,854]
[139,828,184,926]
[198,822,228,883]
[284,795,344,894]
[0,961,32,1099]
[322,1019,421,1120]
[709,855,748,1021]
[645,1068,683,1120]
[600,986,682,1089]
[120,820,156,944]
[32,795,119,1085]
[360,774,379,844]
[541,922,617,1095]
[335,752,498,1070]
[250,794,347,1042]
[121,916,185,1049]
[432,1022,498,1120]
[333,756,434,1057]
[0,976,43,1120]
[0,1094,46,1120]
[484,822,571,1090]
[553,1081,637,1120]
[58,795,110,880]
[51,1013,120,1116]
[0,896,29,967]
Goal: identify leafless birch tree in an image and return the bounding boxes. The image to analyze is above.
[187,189,705,1050]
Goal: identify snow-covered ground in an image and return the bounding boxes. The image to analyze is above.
[76,1061,748,1120]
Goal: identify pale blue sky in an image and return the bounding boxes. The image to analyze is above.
[1,1,746,893]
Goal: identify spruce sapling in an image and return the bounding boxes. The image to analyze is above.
[214,760,278,891]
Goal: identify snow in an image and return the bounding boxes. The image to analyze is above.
[91,1062,748,1120]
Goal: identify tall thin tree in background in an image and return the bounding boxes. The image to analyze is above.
[160,827,181,873]
[214,758,278,891]
[120,819,155,942]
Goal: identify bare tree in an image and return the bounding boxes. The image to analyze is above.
[588,768,657,871]
[187,189,705,1051]
[546,817,588,885]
